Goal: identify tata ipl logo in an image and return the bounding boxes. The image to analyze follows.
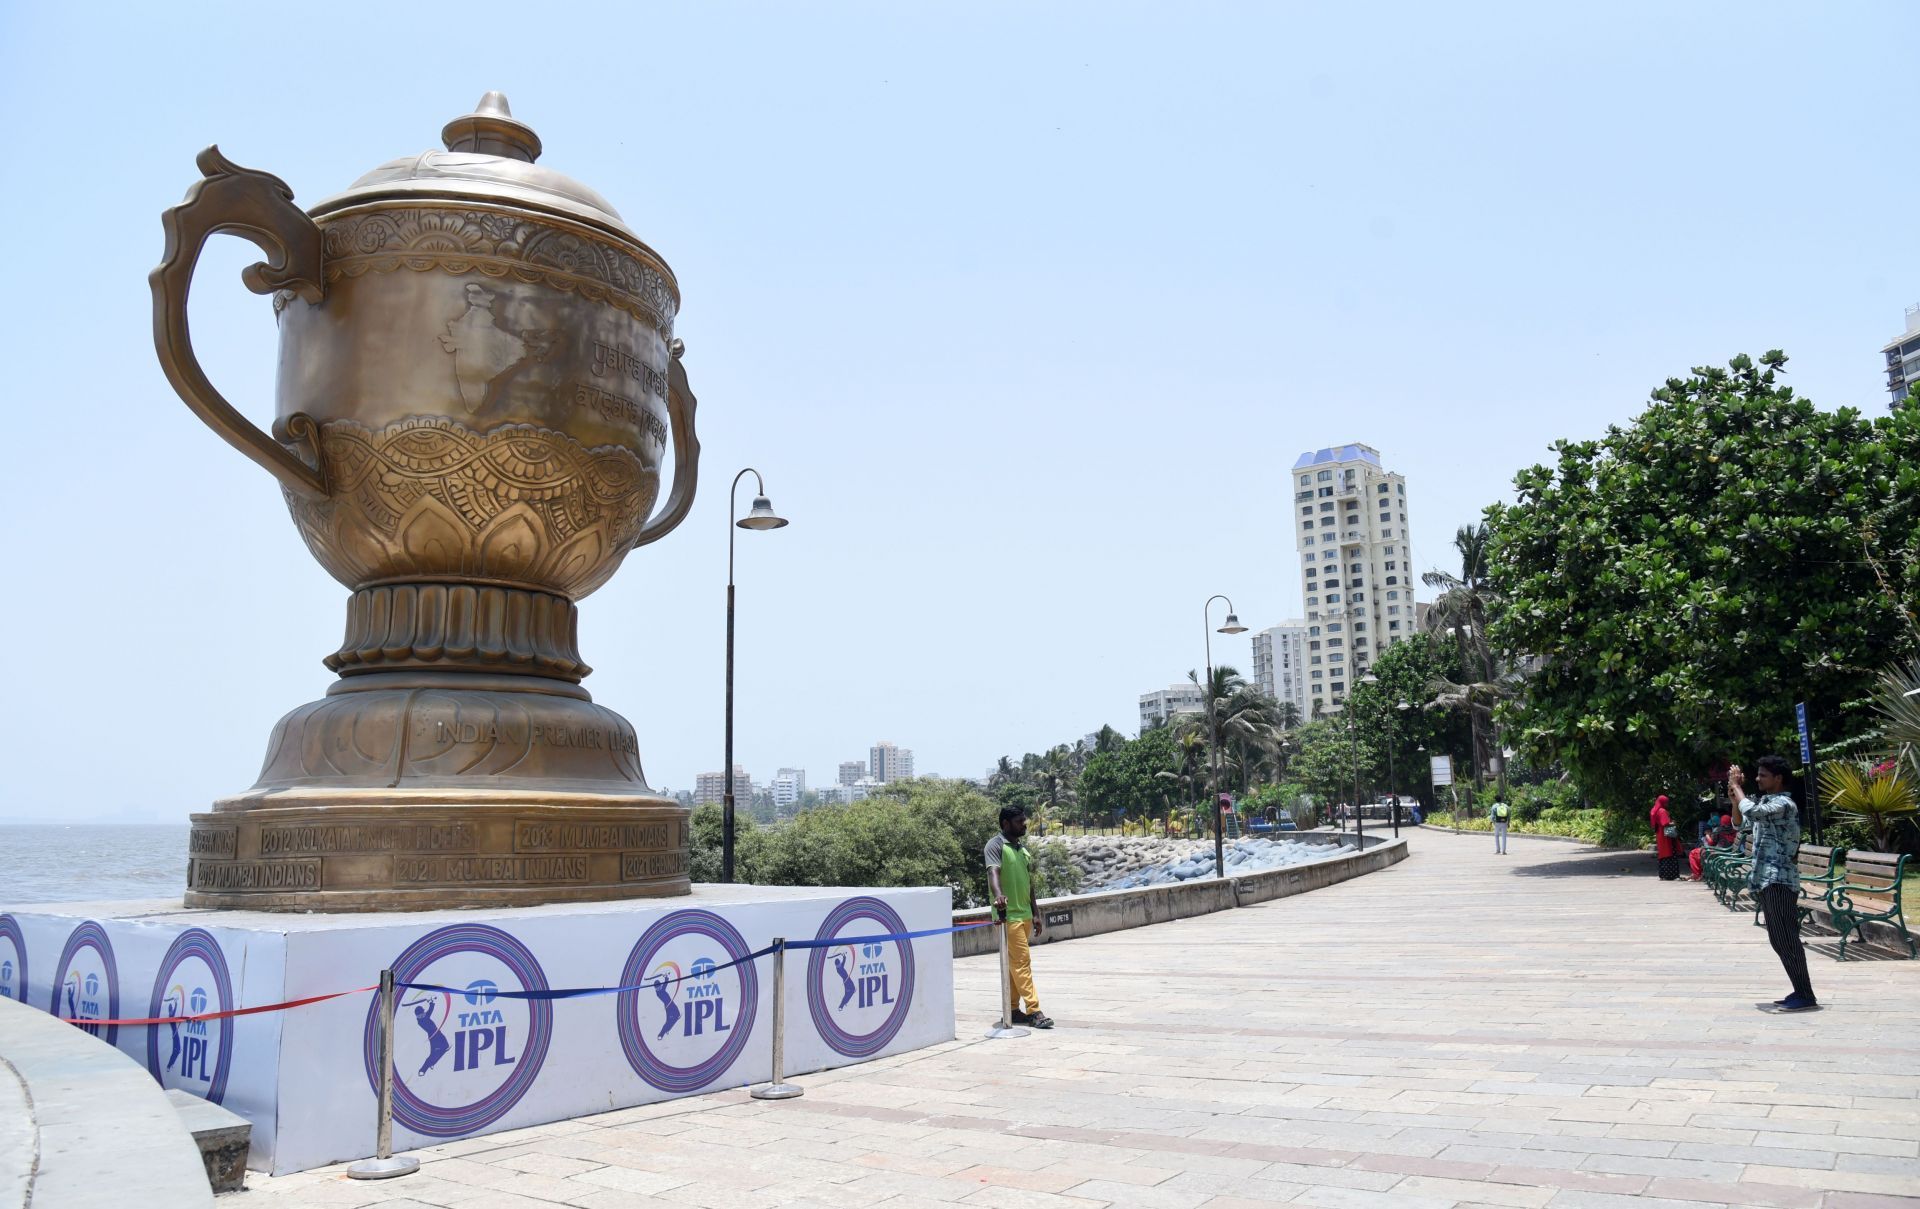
[401,978,516,1076]
[829,942,897,1012]
[807,897,916,1059]
[146,928,235,1103]
[0,915,25,1004]
[617,911,758,1093]
[643,954,734,1041]
[362,924,552,1138]
[49,922,120,1046]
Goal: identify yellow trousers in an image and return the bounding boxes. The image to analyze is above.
[1005,920,1040,1013]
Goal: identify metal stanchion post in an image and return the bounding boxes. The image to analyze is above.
[349,969,420,1180]
[752,940,804,1100]
[985,912,1029,1040]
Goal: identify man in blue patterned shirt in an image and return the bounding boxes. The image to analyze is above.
[1731,755,1817,1011]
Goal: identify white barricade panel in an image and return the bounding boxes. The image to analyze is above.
[1,889,957,1175]
[246,886,954,1173]
[780,890,958,1078]
[0,909,290,1164]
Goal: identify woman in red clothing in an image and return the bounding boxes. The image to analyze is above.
[1650,794,1680,880]
[1688,813,1736,880]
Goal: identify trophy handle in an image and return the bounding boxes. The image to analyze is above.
[151,146,329,500]
[632,339,702,548]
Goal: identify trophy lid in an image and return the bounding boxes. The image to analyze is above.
[309,92,651,252]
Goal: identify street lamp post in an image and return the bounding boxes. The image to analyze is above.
[723,469,787,883]
[1352,672,1380,844]
[1390,700,1411,836]
[1416,743,1429,825]
[1203,595,1248,879]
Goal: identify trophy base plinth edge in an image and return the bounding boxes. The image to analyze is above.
[184,796,690,912]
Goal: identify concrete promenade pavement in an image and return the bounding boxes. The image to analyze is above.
[244,829,1920,1209]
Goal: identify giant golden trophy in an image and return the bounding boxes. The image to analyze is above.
[154,94,697,909]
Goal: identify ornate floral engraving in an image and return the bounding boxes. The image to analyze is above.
[285,417,657,599]
[299,207,679,333]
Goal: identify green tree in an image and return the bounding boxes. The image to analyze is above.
[1289,719,1374,807]
[1343,636,1470,806]
[687,804,769,883]
[1490,352,1920,817]
[1080,726,1180,823]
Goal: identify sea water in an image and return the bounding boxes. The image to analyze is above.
[0,824,189,905]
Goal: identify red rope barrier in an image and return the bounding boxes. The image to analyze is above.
[56,984,378,1027]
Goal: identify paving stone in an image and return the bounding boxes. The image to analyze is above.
[243,834,1920,1209]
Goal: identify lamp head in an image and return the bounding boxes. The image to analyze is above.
[737,496,788,530]
[1218,613,1248,635]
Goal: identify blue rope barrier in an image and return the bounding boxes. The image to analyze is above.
[396,922,988,999]
[398,942,780,1000]
[783,921,991,950]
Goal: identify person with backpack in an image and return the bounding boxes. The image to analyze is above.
[1490,797,1511,854]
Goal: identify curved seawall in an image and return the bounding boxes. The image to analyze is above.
[951,832,1407,957]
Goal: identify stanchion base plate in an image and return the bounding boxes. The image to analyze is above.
[750,1082,806,1100]
[347,1157,421,1180]
[985,1025,1031,1039]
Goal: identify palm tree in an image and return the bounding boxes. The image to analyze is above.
[987,755,1020,792]
[1274,700,1302,732]
[1177,666,1286,798]
[1820,759,1918,851]
[1869,658,1920,782]
[1156,730,1208,835]
[1423,522,1511,793]
[1032,745,1079,828]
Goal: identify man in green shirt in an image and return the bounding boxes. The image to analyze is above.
[984,806,1052,1029]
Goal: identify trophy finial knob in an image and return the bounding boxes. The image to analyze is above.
[442,92,543,163]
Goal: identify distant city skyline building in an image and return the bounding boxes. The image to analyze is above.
[1139,683,1205,732]
[869,741,913,782]
[1884,304,1920,405]
[1250,621,1309,722]
[771,767,805,808]
[694,765,751,806]
[1292,442,1417,716]
[838,760,866,787]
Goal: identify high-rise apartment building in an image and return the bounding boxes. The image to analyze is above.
[771,768,806,808]
[869,741,913,782]
[1292,443,1417,716]
[1139,683,1205,732]
[694,765,751,805]
[1250,622,1309,722]
[1884,304,1920,405]
[838,761,866,787]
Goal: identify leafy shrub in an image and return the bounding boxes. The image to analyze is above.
[689,778,1060,909]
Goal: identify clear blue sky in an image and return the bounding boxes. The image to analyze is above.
[1,2,1912,821]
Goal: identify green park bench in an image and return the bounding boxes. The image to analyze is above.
[1827,850,1915,961]
[1702,834,1751,909]
[1748,844,1841,929]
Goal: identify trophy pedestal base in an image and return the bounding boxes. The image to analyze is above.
[185,794,689,912]
[184,672,689,911]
